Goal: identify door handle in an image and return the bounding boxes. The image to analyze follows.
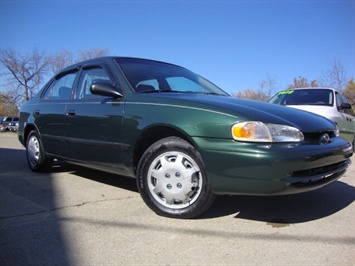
[66,110,76,116]
[34,109,40,115]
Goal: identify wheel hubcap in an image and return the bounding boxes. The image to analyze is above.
[27,136,40,168]
[147,152,202,209]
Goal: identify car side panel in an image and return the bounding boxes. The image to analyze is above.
[65,98,127,172]
[33,101,68,157]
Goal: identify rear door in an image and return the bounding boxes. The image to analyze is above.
[34,70,78,157]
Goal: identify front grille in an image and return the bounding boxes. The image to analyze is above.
[290,160,350,187]
[291,160,348,178]
[303,130,337,140]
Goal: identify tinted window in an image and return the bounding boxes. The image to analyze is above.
[42,72,77,100]
[76,67,111,99]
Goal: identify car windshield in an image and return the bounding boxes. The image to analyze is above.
[115,58,229,96]
[269,89,334,106]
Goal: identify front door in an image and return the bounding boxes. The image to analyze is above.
[65,66,126,173]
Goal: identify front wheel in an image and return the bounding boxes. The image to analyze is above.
[26,130,53,172]
[137,137,215,218]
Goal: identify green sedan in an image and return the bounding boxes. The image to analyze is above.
[18,57,353,218]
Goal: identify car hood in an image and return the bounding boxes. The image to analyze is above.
[137,93,336,133]
[286,105,329,115]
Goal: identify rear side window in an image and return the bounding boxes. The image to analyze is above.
[42,72,77,100]
[76,67,111,99]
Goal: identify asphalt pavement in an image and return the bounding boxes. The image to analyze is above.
[0,132,354,265]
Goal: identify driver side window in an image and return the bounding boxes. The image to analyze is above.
[336,92,355,116]
[76,67,111,99]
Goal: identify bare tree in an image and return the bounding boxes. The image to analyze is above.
[0,47,111,111]
[51,49,74,74]
[0,47,53,103]
[77,48,109,61]
[235,88,272,102]
[0,90,19,116]
[286,76,318,90]
[344,78,355,105]
[258,74,280,101]
[320,59,348,92]
[51,48,110,75]
[235,74,280,102]
[235,88,258,100]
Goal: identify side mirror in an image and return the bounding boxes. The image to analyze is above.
[90,80,122,98]
[338,103,351,110]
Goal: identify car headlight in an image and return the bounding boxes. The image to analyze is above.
[231,121,304,142]
[335,124,340,137]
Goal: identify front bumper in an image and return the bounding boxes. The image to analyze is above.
[193,137,352,195]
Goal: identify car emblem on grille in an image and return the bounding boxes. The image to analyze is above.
[320,133,330,144]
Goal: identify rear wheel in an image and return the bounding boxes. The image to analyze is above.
[26,130,52,172]
[137,137,215,218]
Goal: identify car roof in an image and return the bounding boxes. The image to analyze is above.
[290,87,336,92]
[56,56,180,77]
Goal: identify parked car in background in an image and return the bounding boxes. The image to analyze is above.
[18,57,353,218]
[0,116,19,132]
[10,120,19,132]
[268,87,355,150]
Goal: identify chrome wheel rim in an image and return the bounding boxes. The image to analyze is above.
[27,135,40,168]
[147,152,202,209]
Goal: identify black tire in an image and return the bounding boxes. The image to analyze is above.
[137,137,215,219]
[26,130,53,172]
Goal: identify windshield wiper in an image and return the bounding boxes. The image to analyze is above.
[139,90,226,96]
[139,89,174,93]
